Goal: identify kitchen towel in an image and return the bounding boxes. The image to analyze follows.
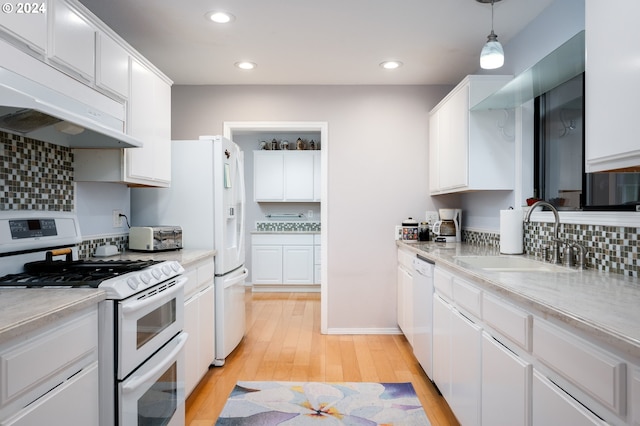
[500,209,524,254]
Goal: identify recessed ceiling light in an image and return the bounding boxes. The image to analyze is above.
[235,61,257,70]
[205,11,235,23]
[380,61,403,70]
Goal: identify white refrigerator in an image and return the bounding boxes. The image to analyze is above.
[131,135,247,366]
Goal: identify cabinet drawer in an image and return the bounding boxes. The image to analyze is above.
[452,278,482,318]
[0,310,97,406]
[483,293,532,351]
[533,319,626,415]
[434,267,453,300]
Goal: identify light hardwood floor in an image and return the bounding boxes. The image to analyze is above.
[185,291,459,425]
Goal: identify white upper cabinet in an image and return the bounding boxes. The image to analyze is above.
[126,58,171,185]
[585,0,640,172]
[429,75,513,195]
[0,2,47,53]
[95,32,129,99]
[48,0,96,82]
[254,151,319,202]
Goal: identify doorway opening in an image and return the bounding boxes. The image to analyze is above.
[223,121,329,334]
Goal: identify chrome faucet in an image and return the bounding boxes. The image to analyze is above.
[524,200,562,264]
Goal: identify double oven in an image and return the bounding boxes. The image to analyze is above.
[0,211,187,426]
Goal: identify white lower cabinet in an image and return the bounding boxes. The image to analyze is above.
[282,245,314,284]
[0,307,99,425]
[482,332,531,426]
[450,308,482,426]
[182,257,215,396]
[397,248,414,347]
[252,234,317,290]
[433,294,452,400]
[430,264,638,426]
[533,370,607,426]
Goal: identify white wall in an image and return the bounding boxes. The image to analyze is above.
[171,85,451,331]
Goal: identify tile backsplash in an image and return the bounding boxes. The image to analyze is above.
[256,221,321,232]
[464,223,639,278]
[1,132,74,211]
[2,132,638,275]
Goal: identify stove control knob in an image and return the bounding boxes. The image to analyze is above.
[170,262,181,272]
[140,272,151,284]
[151,268,162,280]
[161,265,172,276]
[127,277,139,290]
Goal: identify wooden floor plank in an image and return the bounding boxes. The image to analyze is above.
[185,290,459,425]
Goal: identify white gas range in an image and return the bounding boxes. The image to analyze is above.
[0,211,187,426]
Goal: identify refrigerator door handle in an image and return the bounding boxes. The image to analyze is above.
[237,150,246,258]
[223,268,248,289]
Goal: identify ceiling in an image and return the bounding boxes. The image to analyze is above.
[78,0,554,86]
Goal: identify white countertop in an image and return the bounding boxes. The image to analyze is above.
[0,289,106,344]
[397,241,640,359]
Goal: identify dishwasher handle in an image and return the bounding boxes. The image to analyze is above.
[413,256,434,277]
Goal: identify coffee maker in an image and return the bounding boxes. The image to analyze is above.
[432,208,461,242]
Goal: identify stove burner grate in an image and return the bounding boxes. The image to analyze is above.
[0,259,163,288]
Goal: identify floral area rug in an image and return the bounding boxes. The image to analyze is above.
[215,381,431,425]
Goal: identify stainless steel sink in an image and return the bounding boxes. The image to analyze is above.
[453,255,577,272]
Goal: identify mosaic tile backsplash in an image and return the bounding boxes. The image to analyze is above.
[1,131,74,211]
[256,221,321,232]
[2,132,639,275]
[464,223,640,278]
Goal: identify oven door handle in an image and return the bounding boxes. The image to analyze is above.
[121,332,188,394]
[121,276,187,314]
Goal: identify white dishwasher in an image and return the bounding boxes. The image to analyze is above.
[413,255,435,380]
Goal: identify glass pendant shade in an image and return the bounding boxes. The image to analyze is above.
[480,30,504,69]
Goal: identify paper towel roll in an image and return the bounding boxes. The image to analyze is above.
[500,209,524,254]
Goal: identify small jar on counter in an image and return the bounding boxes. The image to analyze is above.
[418,222,430,241]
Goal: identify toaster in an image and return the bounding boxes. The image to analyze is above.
[129,226,183,252]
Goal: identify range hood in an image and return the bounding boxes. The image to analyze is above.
[0,67,142,149]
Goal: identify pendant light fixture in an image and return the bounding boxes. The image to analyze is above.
[477,0,504,70]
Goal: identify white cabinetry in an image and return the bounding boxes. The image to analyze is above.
[314,234,321,284]
[533,370,606,426]
[0,2,46,53]
[428,262,638,426]
[482,332,531,426]
[49,0,95,82]
[396,248,414,347]
[74,59,172,187]
[0,307,99,425]
[96,32,129,99]
[433,294,453,400]
[429,75,513,195]
[585,1,640,172]
[252,234,318,291]
[450,308,482,426]
[433,270,482,426]
[182,257,215,396]
[0,0,174,187]
[126,58,172,185]
[254,151,320,202]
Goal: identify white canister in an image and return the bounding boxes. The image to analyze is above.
[401,218,419,241]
